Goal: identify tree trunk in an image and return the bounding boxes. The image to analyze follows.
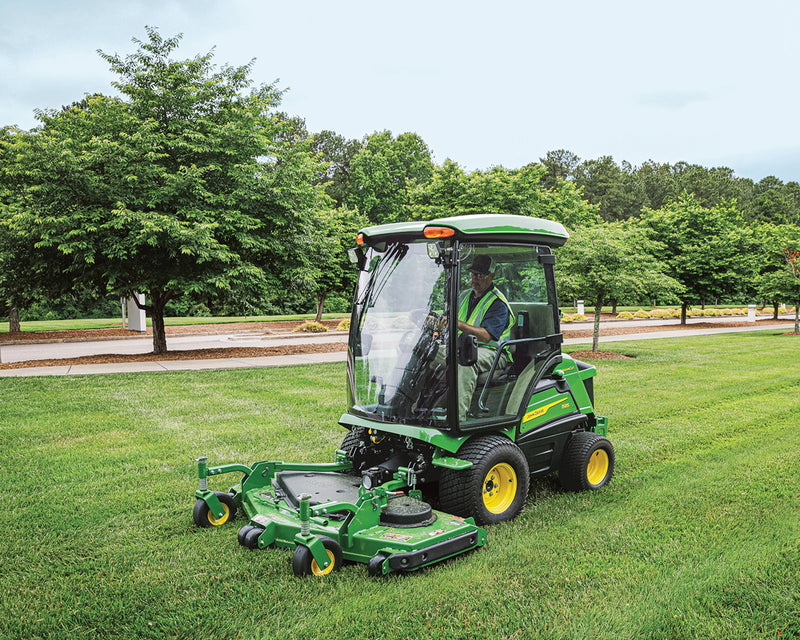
[772,302,779,320]
[315,291,326,323]
[151,305,167,355]
[795,299,799,335]
[681,301,688,325]
[9,306,21,333]
[592,298,603,352]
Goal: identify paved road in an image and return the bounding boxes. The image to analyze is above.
[0,315,795,377]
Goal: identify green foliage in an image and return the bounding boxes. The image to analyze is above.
[407,160,598,228]
[344,130,434,224]
[639,195,757,316]
[0,28,328,352]
[556,222,682,349]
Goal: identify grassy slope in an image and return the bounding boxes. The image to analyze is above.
[1,332,798,639]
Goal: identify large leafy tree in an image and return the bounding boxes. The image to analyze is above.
[639,194,757,323]
[556,223,682,351]
[753,223,800,332]
[0,29,327,353]
[344,130,434,224]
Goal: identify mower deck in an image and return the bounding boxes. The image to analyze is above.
[193,454,486,577]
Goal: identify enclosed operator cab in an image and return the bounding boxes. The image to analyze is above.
[341,214,613,524]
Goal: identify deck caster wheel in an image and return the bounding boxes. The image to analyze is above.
[243,526,264,549]
[193,492,237,528]
[238,525,255,547]
[367,553,388,577]
[292,536,343,577]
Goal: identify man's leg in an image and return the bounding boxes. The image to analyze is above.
[458,348,506,420]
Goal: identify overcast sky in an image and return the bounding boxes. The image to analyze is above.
[2,0,800,182]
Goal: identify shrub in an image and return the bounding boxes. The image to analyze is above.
[633,309,650,318]
[616,311,634,319]
[648,309,670,318]
[292,321,329,333]
[335,319,350,331]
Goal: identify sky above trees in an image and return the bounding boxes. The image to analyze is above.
[2,0,800,182]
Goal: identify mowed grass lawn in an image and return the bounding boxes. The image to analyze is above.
[1,332,798,640]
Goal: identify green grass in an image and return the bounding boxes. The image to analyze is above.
[0,313,348,333]
[1,332,798,639]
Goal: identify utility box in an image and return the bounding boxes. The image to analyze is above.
[127,293,146,333]
[747,304,756,322]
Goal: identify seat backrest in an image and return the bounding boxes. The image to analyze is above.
[509,302,555,339]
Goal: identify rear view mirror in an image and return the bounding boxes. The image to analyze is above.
[457,333,478,367]
[348,247,367,271]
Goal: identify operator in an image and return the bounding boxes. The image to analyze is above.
[456,255,514,420]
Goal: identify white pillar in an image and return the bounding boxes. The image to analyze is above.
[577,300,585,316]
[747,304,756,322]
[127,293,146,333]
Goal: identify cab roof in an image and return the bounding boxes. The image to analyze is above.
[358,214,569,247]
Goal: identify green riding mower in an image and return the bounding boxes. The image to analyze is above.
[193,213,614,577]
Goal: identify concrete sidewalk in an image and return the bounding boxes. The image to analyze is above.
[1,320,795,378]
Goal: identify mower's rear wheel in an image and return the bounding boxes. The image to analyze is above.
[292,536,343,578]
[559,431,615,491]
[439,435,530,525]
[193,492,237,528]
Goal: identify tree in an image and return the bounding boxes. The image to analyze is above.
[344,130,434,224]
[784,245,800,334]
[555,223,682,351]
[300,205,366,321]
[639,195,757,323]
[573,156,647,221]
[0,28,328,354]
[407,161,598,229]
[539,149,581,189]
[309,130,362,206]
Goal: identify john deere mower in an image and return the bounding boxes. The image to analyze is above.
[193,214,614,577]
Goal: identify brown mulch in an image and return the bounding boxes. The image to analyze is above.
[569,350,634,360]
[1,316,795,370]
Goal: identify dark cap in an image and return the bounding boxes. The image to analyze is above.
[468,255,494,275]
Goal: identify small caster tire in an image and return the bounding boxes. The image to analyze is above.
[368,553,388,577]
[243,526,264,550]
[193,492,237,528]
[292,536,343,577]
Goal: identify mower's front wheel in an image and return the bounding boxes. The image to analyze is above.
[292,536,343,577]
[193,492,237,528]
[559,431,615,491]
[439,435,530,525]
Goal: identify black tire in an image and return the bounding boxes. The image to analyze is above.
[292,536,343,578]
[559,431,615,492]
[367,553,388,578]
[243,526,264,550]
[439,435,530,525]
[238,525,255,546]
[192,492,237,528]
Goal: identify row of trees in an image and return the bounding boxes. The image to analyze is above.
[2,29,799,353]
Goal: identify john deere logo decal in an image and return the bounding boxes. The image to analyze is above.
[523,396,570,423]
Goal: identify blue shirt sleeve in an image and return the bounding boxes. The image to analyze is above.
[481,298,510,341]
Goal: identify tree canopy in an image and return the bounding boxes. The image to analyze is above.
[0,28,329,352]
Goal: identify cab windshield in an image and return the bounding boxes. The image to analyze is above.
[348,241,451,426]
